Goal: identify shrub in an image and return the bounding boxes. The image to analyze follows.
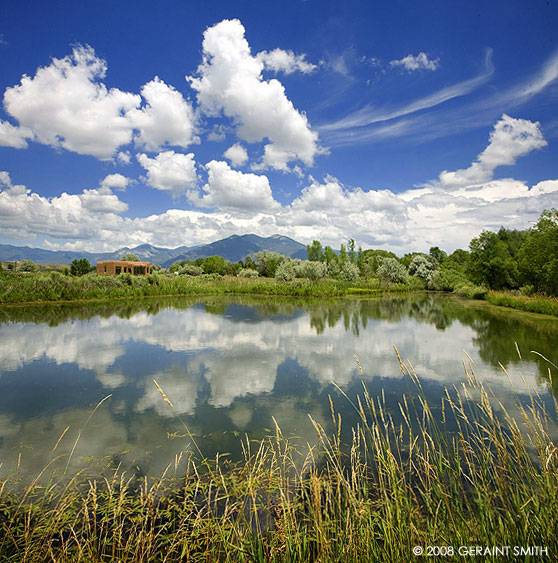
[18,259,38,272]
[520,284,535,296]
[408,254,438,281]
[377,258,408,284]
[301,260,327,281]
[178,264,203,276]
[340,261,360,282]
[275,260,295,281]
[238,268,259,279]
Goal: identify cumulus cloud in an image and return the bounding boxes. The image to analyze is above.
[3,45,140,159]
[127,77,198,151]
[187,19,321,171]
[137,150,198,197]
[439,114,547,187]
[1,115,557,254]
[199,160,280,212]
[2,46,198,160]
[223,143,248,167]
[0,119,31,148]
[390,52,439,71]
[100,173,131,190]
[256,48,317,74]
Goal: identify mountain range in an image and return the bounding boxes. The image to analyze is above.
[0,234,308,267]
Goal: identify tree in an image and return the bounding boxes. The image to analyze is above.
[518,209,558,295]
[340,261,359,281]
[275,260,296,281]
[18,259,38,272]
[467,231,520,289]
[306,240,324,262]
[347,239,356,263]
[254,250,284,277]
[121,253,140,261]
[201,255,228,275]
[377,257,408,285]
[429,246,447,263]
[408,254,438,282]
[70,258,91,276]
[301,261,327,281]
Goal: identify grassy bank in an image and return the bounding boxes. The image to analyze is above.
[486,290,558,317]
[0,271,415,305]
[1,360,556,562]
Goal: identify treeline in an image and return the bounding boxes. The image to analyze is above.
[2,209,557,299]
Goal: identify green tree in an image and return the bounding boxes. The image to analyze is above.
[467,231,520,290]
[201,256,228,275]
[339,244,347,264]
[121,253,140,261]
[409,254,438,282]
[70,258,91,276]
[518,209,558,295]
[275,260,296,281]
[347,239,356,263]
[429,246,447,263]
[18,259,38,272]
[254,250,284,277]
[377,257,408,285]
[306,240,324,262]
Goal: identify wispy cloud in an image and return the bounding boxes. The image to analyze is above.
[320,49,494,132]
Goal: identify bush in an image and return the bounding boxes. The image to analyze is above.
[18,259,38,272]
[275,260,295,281]
[70,258,91,277]
[339,261,359,282]
[178,264,203,276]
[408,254,438,281]
[454,284,488,299]
[238,268,259,278]
[520,284,535,296]
[301,261,327,281]
[377,258,408,284]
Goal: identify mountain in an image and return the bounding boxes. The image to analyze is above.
[0,235,308,267]
[161,234,307,267]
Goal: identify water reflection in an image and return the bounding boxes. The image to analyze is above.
[0,294,557,480]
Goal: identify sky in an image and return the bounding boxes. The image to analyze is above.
[0,0,557,255]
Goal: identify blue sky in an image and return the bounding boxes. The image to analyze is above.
[1,0,557,254]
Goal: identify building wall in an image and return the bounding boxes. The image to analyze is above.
[96,261,151,276]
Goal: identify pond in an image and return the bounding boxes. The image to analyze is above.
[0,294,557,482]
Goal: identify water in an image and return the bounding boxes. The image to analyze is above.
[0,294,556,481]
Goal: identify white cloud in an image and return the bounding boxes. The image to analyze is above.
[117,151,131,164]
[199,160,280,212]
[187,19,321,171]
[390,52,439,72]
[1,115,557,254]
[127,77,198,151]
[439,114,547,187]
[137,150,198,197]
[223,143,248,167]
[0,119,31,148]
[100,173,131,190]
[3,45,140,160]
[79,186,128,214]
[256,48,317,74]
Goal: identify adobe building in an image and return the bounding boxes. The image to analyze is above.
[97,260,151,276]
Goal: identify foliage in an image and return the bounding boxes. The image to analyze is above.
[339,260,359,282]
[408,254,438,281]
[467,230,520,290]
[121,253,141,261]
[518,208,558,295]
[70,258,91,277]
[275,259,296,281]
[254,250,284,277]
[17,259,38,272]
[177,264,203,276]
[306,239,324,262]
[199,255,229,276]
[238,268,259,278]
[1,364,557,562]
[377,257,408,284]
[300,260,327,281]
[429,246,447,263]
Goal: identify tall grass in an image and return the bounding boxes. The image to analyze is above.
[0,271,416,305]
[1,357,557,561]
[486,290,558,317]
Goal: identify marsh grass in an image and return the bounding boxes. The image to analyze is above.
[486,290,558,318]
[0,271,416,305]
[1,356,557,562]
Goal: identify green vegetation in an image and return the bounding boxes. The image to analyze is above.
[2,208,558,316]
[1,357,556,562]
[70,257,92,276]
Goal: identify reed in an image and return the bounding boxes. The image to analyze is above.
[0,356,557,562]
